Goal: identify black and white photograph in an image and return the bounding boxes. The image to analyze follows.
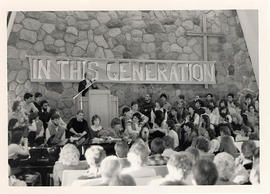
[2,0,270,192]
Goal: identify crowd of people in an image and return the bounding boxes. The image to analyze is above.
[8,91,260,186]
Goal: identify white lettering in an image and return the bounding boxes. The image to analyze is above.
[192,64,203,82]
[169,64,179,82]
[158,63,169,81]
[120,62,132,81]
[145,63,157,81]
[38,59,51,79]
[203,63,215,83]
[106,63,119,80]
[69,61,81,80]
[132,62,144,81]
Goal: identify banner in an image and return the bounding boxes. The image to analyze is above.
[28,56,216,84]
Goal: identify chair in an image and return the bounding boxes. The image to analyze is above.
[135,176,162,186]
[61,170,87,186]
[146,165,168,177]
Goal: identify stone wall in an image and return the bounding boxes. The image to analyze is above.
[7,10,258,122]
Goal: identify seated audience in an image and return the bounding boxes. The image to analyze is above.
[218,107,232,124]
[8,128,29,160]
[46,113,67,146]
[8,118,20,144]
[194,99,205,116]
[38,100,51,129]
[214,152,249,185]
[80,145,106,179]
[150,152,193,185]
[9,101,28,126]
[109,117,125,138]
[89,115,103,138]
[97,156,121,185]
[192,159,218,185]
[193,136,214,160]
[139,93,155,126]
[33,92,43,112]
[214,152,236,184]
[159,93,171,111]
[249,163,259,185]
[53,144,88,186]
[162,136,178,158]
[48,109,67,129]
[147,137,168,166]
[131,112,143,134]
[164,120,179,149]
[130,101,149,126]
[219,135,239,158]
[28,112,44,147]
[235,125,252,142]
[151,99,167,128]
[197,115,211,140]
[109,174,136,186]
[179,122,198,151]
[208,139,220,155]
[239,140,257,170]
[121,107,139,140]
[21,93,39,115]
[249,123,259,140]
[185,147,200,165]
[66,110,90,146]
[114,141,130,169]
[138,124,151,151]
[185,105,200,127]
[121,140,156,177]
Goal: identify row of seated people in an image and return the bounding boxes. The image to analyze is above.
[8,91,259,148]
[51,134,259,186]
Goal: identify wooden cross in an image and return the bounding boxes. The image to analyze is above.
[186,13,225,88]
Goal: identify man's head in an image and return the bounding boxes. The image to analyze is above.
[122,107,132,118]
[241,140,257,160]
[23,93,33,103]
[150,137,165,154]
[51,113,60,126]
[206,93,213,101]
[127,141,149,167]
[192,159,218,185]
[40,100,49,110]
[100,156,121,181]
[76,110,84,121]
[185,147,200,164]
[111,117,122,131]
[114,141,129,158]
[167,152,193,181]
[131,101,139,112]
[160,93,168,103]
[144,93,151,103]
[34,92,42,102]
[85,145,106,167]
[194,136,210,153]
[227,93,234,102]
[213,152,235,181]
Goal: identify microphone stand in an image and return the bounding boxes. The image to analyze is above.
[73,80,96,110]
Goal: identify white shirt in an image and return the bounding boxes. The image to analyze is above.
[168,130,179,148]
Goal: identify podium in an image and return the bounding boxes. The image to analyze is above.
[75,90,119,130]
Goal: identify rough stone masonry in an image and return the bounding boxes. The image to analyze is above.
[7,10,258,122]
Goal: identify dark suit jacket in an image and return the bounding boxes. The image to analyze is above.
[78,79,98,96]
